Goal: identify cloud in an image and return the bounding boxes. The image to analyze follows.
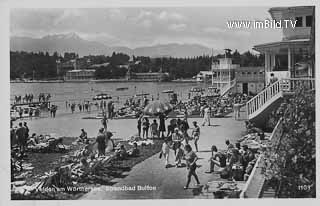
[168,23,187,31]
[54,9,83,26]
[158,11,186,21]
[140,19,152,28]
[203,27,226,34]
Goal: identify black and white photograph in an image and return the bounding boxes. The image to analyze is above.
[4,0,317,201]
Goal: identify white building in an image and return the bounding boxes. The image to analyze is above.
[253,6,315,84]
[64,69,95,81]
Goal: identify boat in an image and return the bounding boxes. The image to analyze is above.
[162,89,174,94]
[190,87,205,93]
[116,87,129,91]
[93,93,112,100]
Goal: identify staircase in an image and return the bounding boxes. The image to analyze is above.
[246,78,315,127]
[220,79,236,96]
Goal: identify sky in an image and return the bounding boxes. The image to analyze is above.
[10,7,283,52]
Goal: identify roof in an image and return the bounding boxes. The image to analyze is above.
[253,39,310,52]
[89,63,110,68]
[67,69,95,73]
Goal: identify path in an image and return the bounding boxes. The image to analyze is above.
[81,110,247,199]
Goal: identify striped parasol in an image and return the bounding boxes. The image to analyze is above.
[143,101,173,116]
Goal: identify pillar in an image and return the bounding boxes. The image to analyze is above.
[288,47,291,77]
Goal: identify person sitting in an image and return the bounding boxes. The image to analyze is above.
[228,148,244,181]
[27,133,38,146]
[150,119,159,138]
[243,159,256,181]
[128,142,140,157]
[225,140,234,152]
[116,145,128,159]
[205,145,227,173]
[241,145,255,172]
[78,129,88,142]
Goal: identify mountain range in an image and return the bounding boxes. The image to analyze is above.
[10,33,221,58]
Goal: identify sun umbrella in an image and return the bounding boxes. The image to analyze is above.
[143,101,173,116]
[93,93,112,100]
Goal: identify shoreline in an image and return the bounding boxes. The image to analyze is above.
[10,79,200,84]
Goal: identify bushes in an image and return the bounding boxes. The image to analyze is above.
[263,86,315,198]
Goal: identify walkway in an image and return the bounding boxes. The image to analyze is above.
[81,110,247,199]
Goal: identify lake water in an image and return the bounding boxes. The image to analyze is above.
[11,81,209,109]
[10,81,210,138]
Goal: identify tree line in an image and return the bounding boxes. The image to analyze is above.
[10,50,264,80]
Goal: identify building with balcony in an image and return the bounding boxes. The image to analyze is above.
[196,57,239,84]
[253,6,315,84]
[64,69,95,81]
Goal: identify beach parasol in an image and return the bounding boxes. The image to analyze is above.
[162,89,174,94]
[143,100,173,116]
[93,93,112,100]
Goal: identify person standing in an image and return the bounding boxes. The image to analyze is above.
[142,117,150,139]
[183,144,200,189]
[172,128,182,155]
[158,113,166,138]
[96,128,106,156]
[269,73,278,85]
[161,139,171,168]
[192,121,200,152]
[101,112,108,131]
[16,122,26,155]
[202,105,211,126]
[137,115,143,137]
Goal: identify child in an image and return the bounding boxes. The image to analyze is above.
[161,139,171,168]
[175,142,184,167]
[150,119,159,138]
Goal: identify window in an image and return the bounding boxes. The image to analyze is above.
[306,15,312,27]
[295,16,303,27]
[247,72,251,75]
[253,72,257,75]
[242,72,245,75]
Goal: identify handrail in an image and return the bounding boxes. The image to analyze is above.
[240,119,284,198]
[246,78,315,119]
[220,79,236,96]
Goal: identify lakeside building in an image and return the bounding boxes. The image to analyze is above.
[126,65,170,82]
[64,69,95,81]
[196,58,266,95]
[126,71,170,82]
[235,67,265,95]
[253,6,315,83]
[196,58,239,85]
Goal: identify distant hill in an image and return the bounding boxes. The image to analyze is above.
[10,33,221,58]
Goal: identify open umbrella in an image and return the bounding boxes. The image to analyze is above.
[93,93,112,100]
[143,100,173,116]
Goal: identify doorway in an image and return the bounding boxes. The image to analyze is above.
[242,83,248,94]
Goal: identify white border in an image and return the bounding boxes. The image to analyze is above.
[0,0,319,206]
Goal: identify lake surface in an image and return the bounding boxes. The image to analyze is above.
[11,81,209,110]
[10,81,210,137]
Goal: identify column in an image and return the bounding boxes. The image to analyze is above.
[271,54,276,71]
[288,47,291,77]
[264,52,269,72]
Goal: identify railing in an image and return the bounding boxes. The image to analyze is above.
[220,79,236,96]
[246,78,315,119]
[240,119,284,198]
